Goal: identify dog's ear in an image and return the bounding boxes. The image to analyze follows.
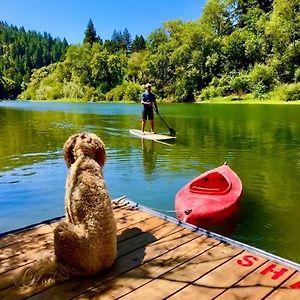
[96,148,106,167]
[85,133,106,167]
[63,134,79,167]
[94,138,106,167]
[85,132,106,167]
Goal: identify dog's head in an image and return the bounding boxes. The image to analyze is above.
[63,132,106,167]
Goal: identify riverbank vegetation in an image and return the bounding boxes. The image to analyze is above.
[1,0,300,103]
[0,22,68,99]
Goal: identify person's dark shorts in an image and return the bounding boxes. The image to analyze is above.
[142,107,154,120]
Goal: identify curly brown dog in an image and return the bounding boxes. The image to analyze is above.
[17,133,117,286]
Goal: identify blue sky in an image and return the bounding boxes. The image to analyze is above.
[1,0,206,44]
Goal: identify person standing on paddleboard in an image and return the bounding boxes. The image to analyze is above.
[141,83,159,134]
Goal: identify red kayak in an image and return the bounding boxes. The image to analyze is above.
[175,163,242,228]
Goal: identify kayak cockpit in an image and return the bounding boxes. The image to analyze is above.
[189,172,231,195]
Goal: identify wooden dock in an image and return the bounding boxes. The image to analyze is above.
[0,197,299,300]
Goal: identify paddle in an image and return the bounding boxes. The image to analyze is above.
[153,107,176,136]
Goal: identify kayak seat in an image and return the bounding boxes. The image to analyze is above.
[189,172,231,195]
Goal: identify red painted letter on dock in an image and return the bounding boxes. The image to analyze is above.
[237,255,259,267]
[260,264,288,280]
[290,281,300,289]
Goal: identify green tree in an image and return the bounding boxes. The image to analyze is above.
[199,0,232,36]
[83,19,99,45]
[122,28,132,51]
[131,35,146,52]
[227,0,273,28]
[107,28,132,52]
[266,0,300,52]
[222,28,267,73]
[266,0,300,82]
[126,51,146,82]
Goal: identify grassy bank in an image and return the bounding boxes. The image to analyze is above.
[195,92,300,104]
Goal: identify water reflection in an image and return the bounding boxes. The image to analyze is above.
[142,139,157,179]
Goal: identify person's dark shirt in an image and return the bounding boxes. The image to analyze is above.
[141,91,156,109]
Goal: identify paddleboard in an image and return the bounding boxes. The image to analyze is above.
[129,129,176,141]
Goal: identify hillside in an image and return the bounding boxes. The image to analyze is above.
[0,21,68,99]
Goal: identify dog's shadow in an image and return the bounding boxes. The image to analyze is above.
[115,226,156,266]
[87,227,156,278]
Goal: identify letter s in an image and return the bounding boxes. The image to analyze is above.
[237,255,259,267]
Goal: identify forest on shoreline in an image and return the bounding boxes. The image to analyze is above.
[1,0,300,103]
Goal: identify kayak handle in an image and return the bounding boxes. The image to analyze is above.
[184,209,192,215]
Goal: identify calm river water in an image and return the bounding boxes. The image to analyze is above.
[0,101,299,263]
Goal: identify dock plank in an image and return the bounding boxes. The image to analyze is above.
[118,243,242,300]
[264,272,300,299]
[215,261,297,299]
[168,251,269,300]
[0,224,53,249]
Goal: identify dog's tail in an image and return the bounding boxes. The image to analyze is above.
[15,257,70,287]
